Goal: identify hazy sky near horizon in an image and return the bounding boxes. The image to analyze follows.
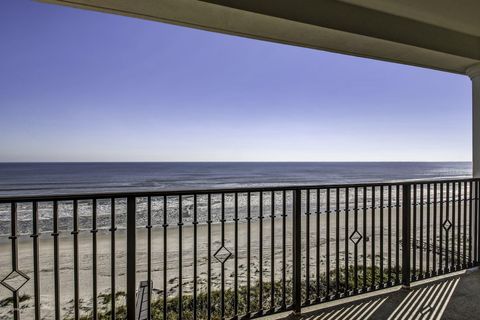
[0,1,473,162]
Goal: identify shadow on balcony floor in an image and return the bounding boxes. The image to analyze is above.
[277,268,479,320]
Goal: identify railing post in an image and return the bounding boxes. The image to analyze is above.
[126,196,136,320]
[473,179,480,265]
[402,184,411,288]
[292,189,302,314]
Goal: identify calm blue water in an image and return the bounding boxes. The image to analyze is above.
[0,162,472,196]
[0,162,473,235]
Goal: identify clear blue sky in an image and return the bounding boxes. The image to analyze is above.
[0,0,472,162]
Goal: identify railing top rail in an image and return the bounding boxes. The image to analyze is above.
[0,176,476,203]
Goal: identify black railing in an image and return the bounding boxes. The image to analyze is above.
[0,178,478,319]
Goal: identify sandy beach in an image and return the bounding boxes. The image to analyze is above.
[0,202,473,319]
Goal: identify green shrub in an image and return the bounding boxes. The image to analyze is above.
[65,266,402,319]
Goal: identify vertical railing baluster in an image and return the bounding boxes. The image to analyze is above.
[388,185,392,283]
[380,186,384,286]
[92,199,98,320]
[281,190,286,309]
[53,201,60,320]
[316,189,320,300]
[353,187,358,293]
[439,183,444,272]
[402,184,411,287]
[475,179,478,265]
[371,186,376,290]
[474,180,480,264]
[110,199,116,320]
[344,187,349,294]
[427,184,431,275]
[458,182,462,268]
[163,197,168,320]
[475,180,478,264]
[207,194,212,320]
[335,188,340,295]
[234,193,239,317]
[259,191,264,311]
[178,196,183,320]
[10,202,19,320]
[454,183,459,268]
[326,188,331,298]
[220,193,225,319]
[446,183,450,271]
[419,184,424,277]
[474,180,477,264]
[395,185,400,284]
[147,197,152,320]
[270,191,275,311]
[246,192,251,316]
[32,201,40,320]
[452,183,456,270]
[469,181,473,266]
[73,200,80,320]
[475,181,478,264]
[463,181,468,268]
[193,194,198,320]
[433,184,437,275]
[362,186,367,290]
[292,189,302,314]
[412,184,417,279]
[305,189,310,303]
[126,196,136,320]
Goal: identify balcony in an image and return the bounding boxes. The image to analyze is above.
[1,178,479,319]
[4,1,480,319]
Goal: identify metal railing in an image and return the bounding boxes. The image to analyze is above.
[0,178,478,319]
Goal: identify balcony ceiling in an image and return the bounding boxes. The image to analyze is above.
[341,0,480,37]
[39,0,480,74]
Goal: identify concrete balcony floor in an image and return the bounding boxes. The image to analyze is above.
[271,267,480,320]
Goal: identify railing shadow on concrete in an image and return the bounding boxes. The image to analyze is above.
[292,276,460,320]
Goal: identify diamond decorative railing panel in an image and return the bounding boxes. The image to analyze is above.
[0,269,30,293]
[213,246,232,264]
[349,230,363,245]
[443,219,452,231]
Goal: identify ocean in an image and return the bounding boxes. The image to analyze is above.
[0,162,472,236]
[0,162,472,196]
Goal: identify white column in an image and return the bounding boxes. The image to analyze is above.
[467,63,480,178]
